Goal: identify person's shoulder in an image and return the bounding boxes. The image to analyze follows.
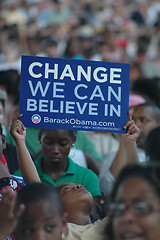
[63,217,108,240]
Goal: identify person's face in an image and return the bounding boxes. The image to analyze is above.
[39,129,75,165]
[112,177,160,240]
[14,198,67,240]
[132,106,160,149]
[59,183,93,212]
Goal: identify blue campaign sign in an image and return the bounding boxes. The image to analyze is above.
[19,55,130,133]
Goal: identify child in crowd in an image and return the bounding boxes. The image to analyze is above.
[13,182,67,240]
[0,182,67,240]
[56,182,93,225]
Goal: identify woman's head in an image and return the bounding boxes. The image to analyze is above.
[13,182,67,240]
[38,129,76,165]
[106,163,160,240]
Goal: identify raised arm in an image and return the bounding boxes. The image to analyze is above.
[110,112,140,177]
[10,114,40,184]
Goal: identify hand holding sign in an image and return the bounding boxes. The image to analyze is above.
[123,111,140,142]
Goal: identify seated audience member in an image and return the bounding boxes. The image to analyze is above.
[106,163,160,240]
[56,182,107,224]
[56,182,93,225]
[132,102,160,154]
[13,182,67,240]
[13,118,101,198]
[1,182,67,240]
[99,102,160,197]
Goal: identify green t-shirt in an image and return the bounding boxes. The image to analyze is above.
[15,156,101,197]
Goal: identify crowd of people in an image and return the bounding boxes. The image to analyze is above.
[1,0,160,239]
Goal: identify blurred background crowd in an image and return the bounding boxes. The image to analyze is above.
[1,0,160,126]
[1,0,160,191]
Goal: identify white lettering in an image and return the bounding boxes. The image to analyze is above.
[50,100,59,113]
[53,82,65,98]
[74,84,88,100]
[27,99,37,111]
[108,86,121,102]
[66,101,75,114]
[28,81,50,97]
[89,103,98,115]
[76,102,88,114]
[29,62,42,78]
[45,63,58,79]
[93,67,107,83]
[60,64,75,80]
[110,68,122,84]
[90,85,105,101]
[39,100,48,112]
[77,65,91,81]
[110,105,121,116]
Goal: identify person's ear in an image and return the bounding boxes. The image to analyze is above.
[62,212,68,234]
[2,134,6,150]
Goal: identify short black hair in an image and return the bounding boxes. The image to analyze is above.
[15,182,63,216]
[110,163,160,202]
[133,102,160,122]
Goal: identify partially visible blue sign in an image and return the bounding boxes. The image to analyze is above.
[19,55,130,133]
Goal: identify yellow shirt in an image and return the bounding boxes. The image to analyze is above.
[62,217,108,240]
